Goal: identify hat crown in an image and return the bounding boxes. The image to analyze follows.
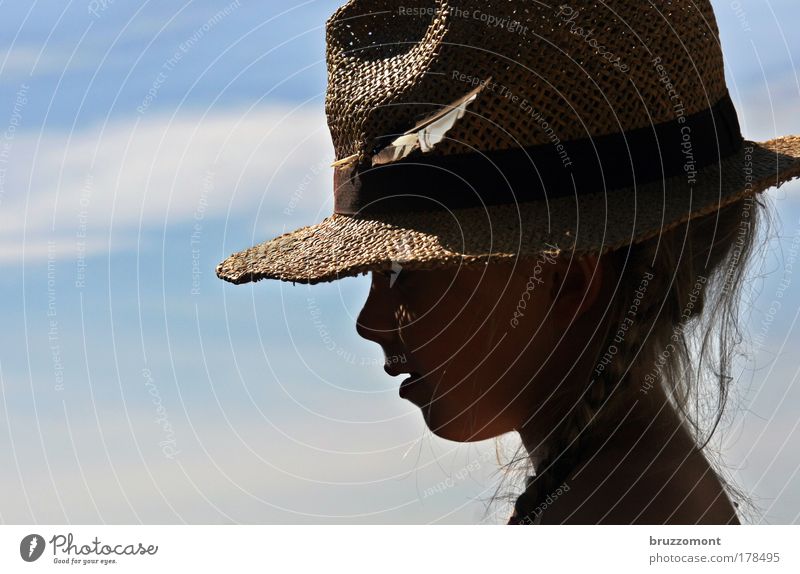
[324,0,727,161]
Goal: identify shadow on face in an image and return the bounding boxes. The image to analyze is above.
[356,254,605,442]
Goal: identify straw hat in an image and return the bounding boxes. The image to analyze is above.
[216,0,800,286]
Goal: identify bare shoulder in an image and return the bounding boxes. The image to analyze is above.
[540,447,740,525]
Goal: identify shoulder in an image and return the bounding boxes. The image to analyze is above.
[540,448,739,525]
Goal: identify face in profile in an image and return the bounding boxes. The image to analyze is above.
[356,256,601,443]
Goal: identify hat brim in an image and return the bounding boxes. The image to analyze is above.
[216,136,800,285]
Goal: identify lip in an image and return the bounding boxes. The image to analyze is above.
[384,358,416,377]
[399,373,424,399]
[384,363,408,377]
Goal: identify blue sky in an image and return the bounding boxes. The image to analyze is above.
[1,0,800,524]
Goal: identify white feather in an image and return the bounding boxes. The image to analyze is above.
[371,81,488,167]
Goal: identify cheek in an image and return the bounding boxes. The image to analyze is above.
[401,301,509,428]
[398,275,557,439]
[402,293,490,371]
[445,289,556,417]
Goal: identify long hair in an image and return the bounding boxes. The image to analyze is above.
[488,191,774,524]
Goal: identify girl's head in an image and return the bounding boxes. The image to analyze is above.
[357,192,767,472]
[356,247,609,443]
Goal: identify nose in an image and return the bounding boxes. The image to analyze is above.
[356,272,397,347]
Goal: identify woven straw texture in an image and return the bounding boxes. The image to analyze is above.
[325,0,725,160]
[216,0,800,285]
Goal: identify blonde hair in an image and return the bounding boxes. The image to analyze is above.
[492,192,773,524]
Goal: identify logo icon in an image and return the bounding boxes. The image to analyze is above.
[20,534,46,562]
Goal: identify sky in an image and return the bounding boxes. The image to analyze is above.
[1,0,800,524]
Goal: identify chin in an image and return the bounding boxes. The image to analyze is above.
[421,406,500,443]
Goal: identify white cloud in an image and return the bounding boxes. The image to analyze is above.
[0,46,83,78]
[733,66,800,141]
[0,103,334,262]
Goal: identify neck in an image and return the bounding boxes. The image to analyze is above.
[518,377,695,469]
